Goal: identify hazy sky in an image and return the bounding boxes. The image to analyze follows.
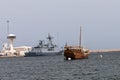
[0,0,120,50]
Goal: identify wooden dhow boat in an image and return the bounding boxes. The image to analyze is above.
[64,46,89,60]
[64,27,90,60]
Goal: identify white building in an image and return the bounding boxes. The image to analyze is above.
[0,34,32,57]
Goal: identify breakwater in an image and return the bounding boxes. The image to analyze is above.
[90,49,120,53]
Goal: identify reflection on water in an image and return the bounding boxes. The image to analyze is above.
[0,52,120,80]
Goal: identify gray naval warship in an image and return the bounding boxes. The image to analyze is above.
[25,34,63,57]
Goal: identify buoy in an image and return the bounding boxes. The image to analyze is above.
[100,55,103,58]
[68,57,71,60]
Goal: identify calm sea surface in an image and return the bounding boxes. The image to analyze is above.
[0,52,120,80]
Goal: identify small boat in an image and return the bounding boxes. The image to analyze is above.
[64,26,90,60]
[25,34,63,57]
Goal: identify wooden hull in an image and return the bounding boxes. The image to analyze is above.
[64,46,89,60]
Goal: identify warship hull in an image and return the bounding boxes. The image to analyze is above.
[25,50,63,57]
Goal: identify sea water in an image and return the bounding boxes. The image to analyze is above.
[0,52,120,80]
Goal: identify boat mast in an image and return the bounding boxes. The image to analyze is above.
[79,26,82,48]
